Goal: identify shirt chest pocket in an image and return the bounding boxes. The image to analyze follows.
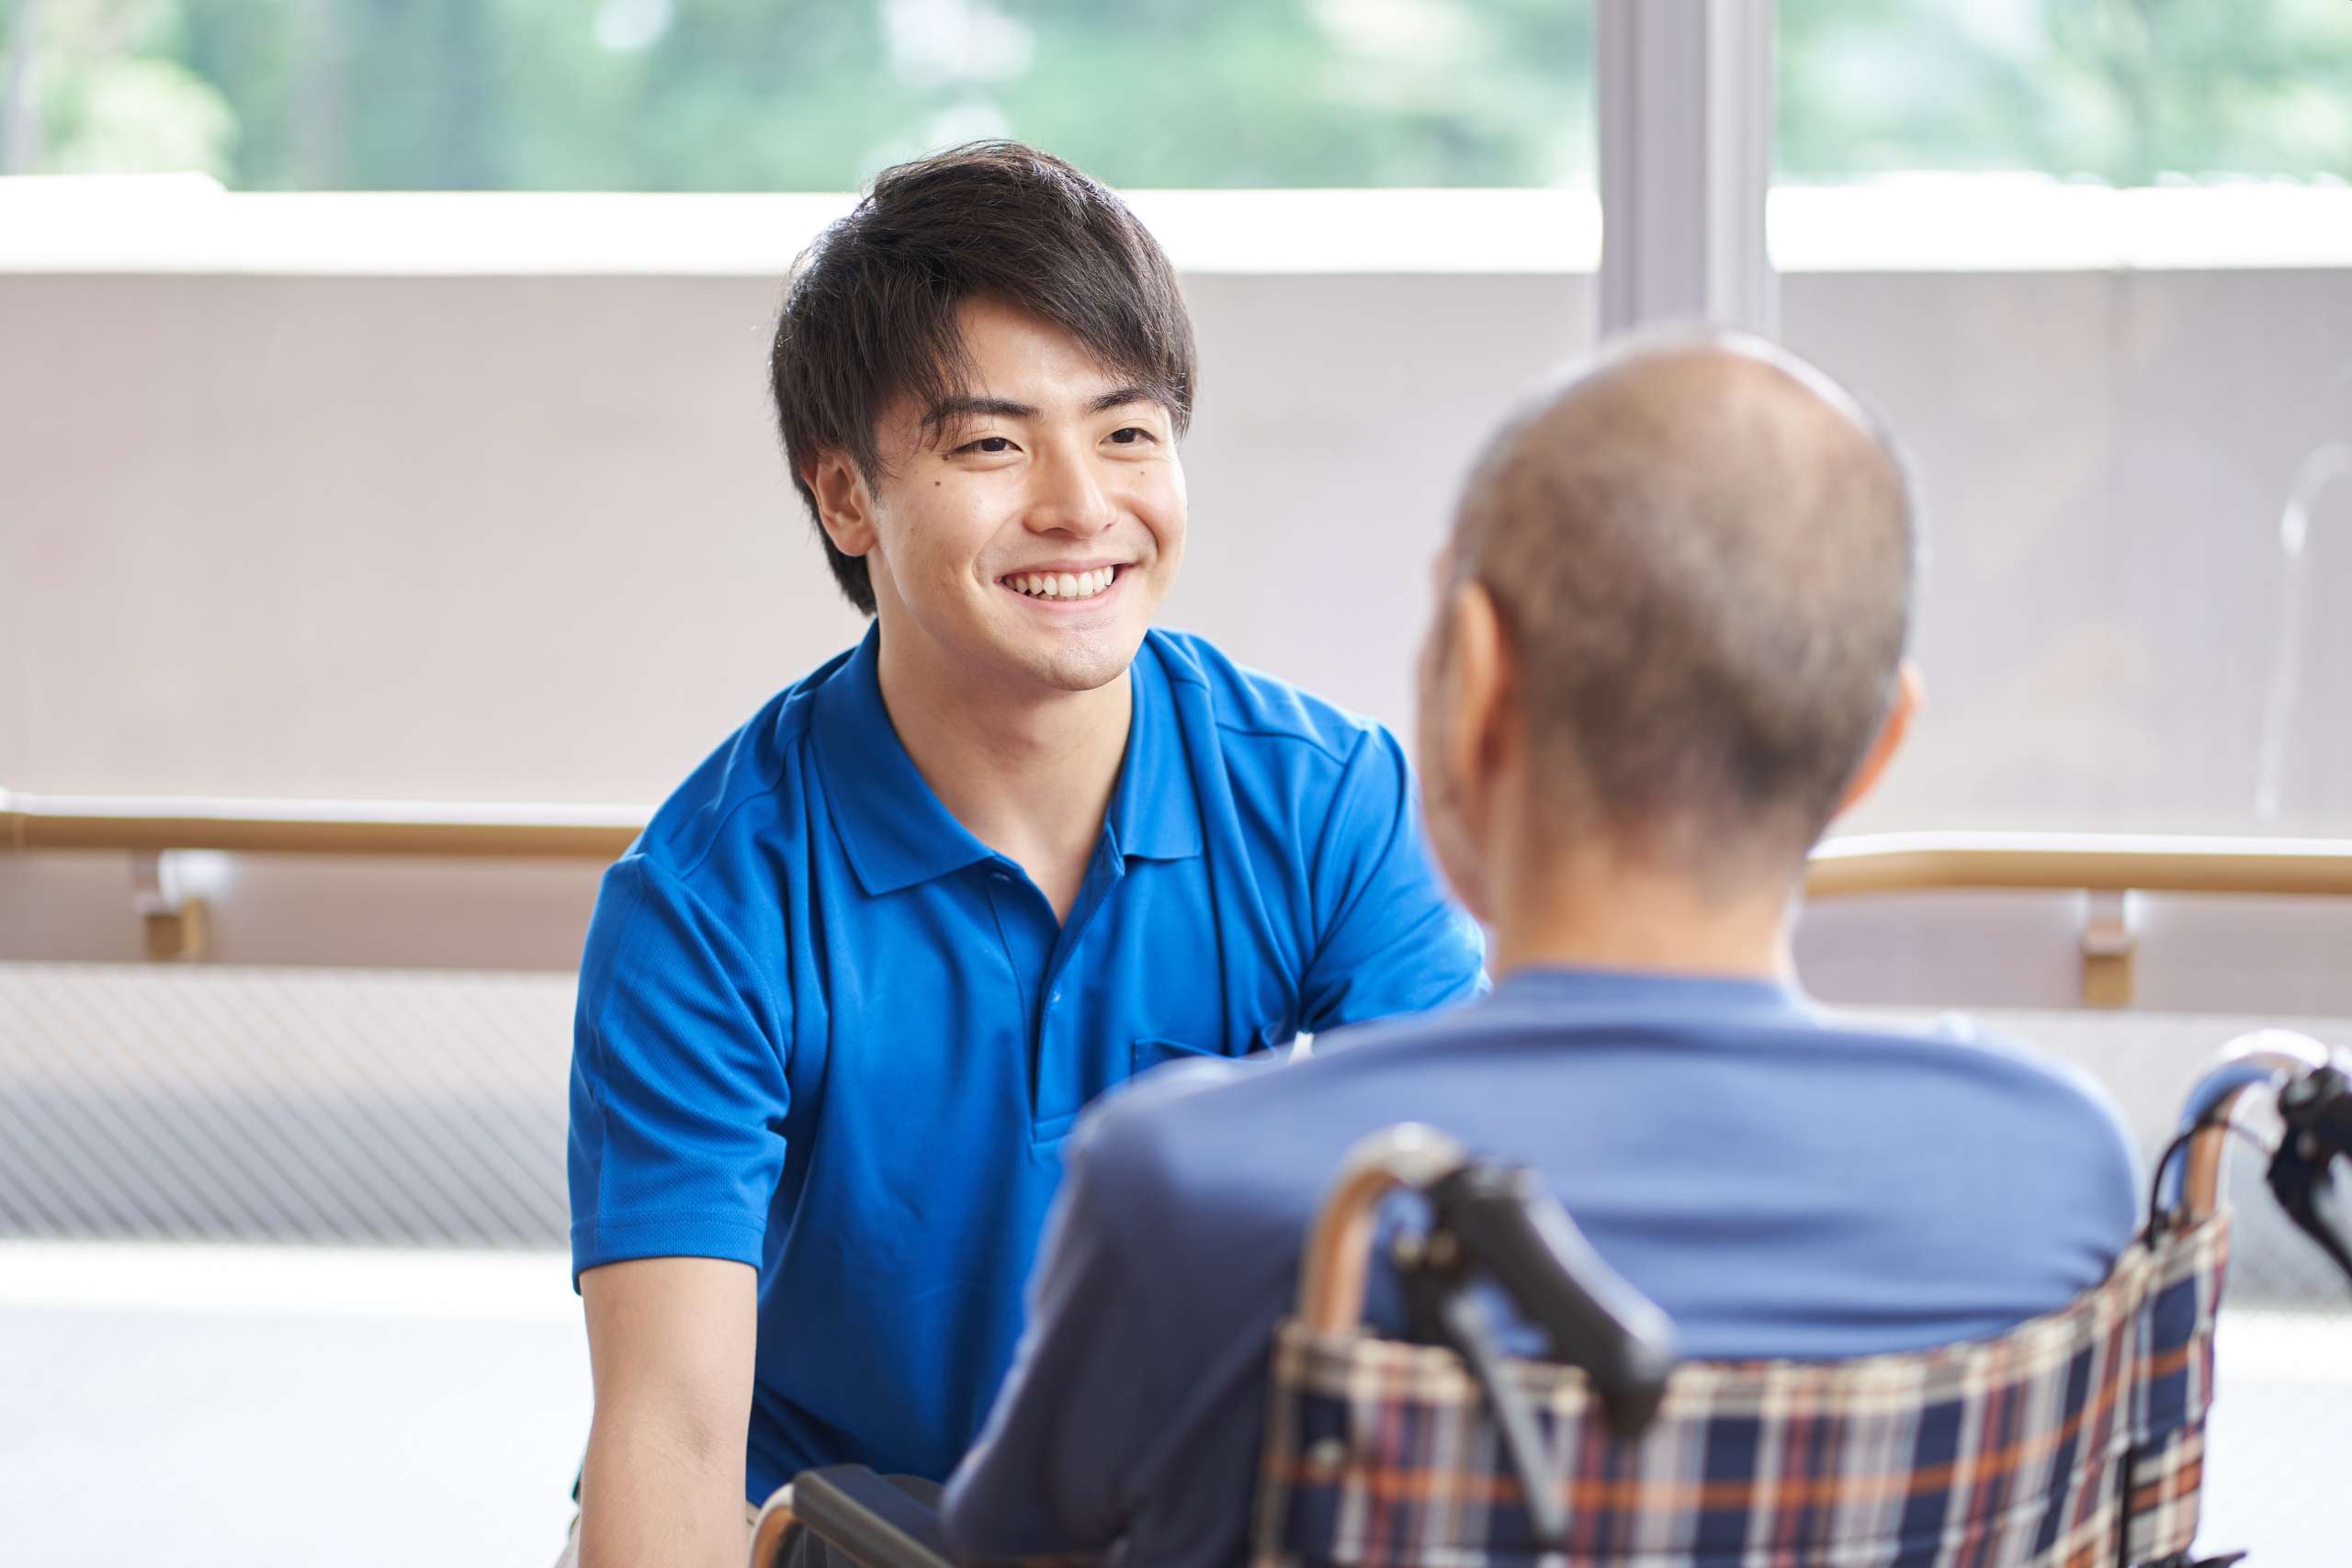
[1130,1023,1290,1077]
[1030,1020,1293,1148]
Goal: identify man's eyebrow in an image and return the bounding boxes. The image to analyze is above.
[1087,386,1161,415]
[922,388,1164,430]
[923,395,1038,426]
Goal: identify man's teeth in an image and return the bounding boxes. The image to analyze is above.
[1009,567,1117,600]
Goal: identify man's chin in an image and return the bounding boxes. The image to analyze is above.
[1018,626,1146,694]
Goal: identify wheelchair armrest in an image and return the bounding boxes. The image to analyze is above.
[752,1466,954,1568]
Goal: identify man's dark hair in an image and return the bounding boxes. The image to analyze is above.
[769,141,1198,615]
[1450,333,1917,888]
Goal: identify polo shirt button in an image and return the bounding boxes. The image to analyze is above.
[1048,989,1062,1006]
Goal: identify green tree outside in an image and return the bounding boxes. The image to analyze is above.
[2,0,2346,191]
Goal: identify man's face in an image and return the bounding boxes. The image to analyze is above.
[854,296,1186,695]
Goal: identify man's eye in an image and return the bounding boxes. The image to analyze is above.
[1106,427,1155,446]
[956,435,1016,455]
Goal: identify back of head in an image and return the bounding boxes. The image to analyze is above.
[1451,332,1915,889]
[769,141,1197,615]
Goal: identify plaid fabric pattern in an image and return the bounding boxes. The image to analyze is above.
[1252,1214,2229,1568]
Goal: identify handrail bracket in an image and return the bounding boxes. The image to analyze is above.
[131,851,209,962]
[2079,888,2141,1008]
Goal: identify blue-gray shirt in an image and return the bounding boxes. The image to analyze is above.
[941,967,2141,1568]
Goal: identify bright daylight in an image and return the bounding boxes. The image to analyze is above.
[3,3,2350,1567]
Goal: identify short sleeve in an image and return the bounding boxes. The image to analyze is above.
[1297,726,1486,1032]
[568,853,792,1285]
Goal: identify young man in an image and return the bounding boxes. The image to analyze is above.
[940,333,2143,1567]
[563,143,1483,1568]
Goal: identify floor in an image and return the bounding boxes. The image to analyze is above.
[1,1241,2343,1567]
[4,973,2345,1562]
[0,1244,589,1568]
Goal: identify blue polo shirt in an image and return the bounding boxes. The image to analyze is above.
[943,968,2142,1568]
[567,624,1484,1499]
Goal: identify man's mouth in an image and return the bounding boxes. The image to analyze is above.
[1000,566,1121,603]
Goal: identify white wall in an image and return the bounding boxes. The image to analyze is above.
[6,240,2351,998]
[1784,268,2352,839]
[0,268,1589,802]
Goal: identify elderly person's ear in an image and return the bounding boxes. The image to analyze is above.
[1415,574,1516,923]
[1436,580,1515,795]
[1834,660,1923,820]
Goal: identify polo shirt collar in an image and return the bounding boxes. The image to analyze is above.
[812,626,997,897]
[810,626,1203,897]
[1104,635,1204,863]
[1495,964,1814,1021]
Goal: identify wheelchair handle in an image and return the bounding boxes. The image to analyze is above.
[1299,1125,1676,1416]
[2160,1029,2352,1290]
[1420,1162,1678,1433]
[1298,1123,1473,1333]
[2164,1030,2334,1220]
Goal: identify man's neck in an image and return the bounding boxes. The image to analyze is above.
[874,626,1133,919]
[1485,837,1794,985]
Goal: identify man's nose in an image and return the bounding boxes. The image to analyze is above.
[1026,443,1115,536]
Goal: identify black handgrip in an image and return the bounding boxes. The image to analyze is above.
[2281,1064,2352,1161]
[789,1466,956,1568]
[2271,1065,2352,1288]
[1428,1164,1678,1435]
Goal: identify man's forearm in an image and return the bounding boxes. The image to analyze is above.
[577,1257,760,1568]
[577,1417,750,1568]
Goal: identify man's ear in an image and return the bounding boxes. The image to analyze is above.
[1415,577,1514,926]
[1835,660,1923,818]
[1441,580,1515,810]
[804,451,879,559]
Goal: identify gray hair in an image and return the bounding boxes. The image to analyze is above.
[1447,329,1917,887]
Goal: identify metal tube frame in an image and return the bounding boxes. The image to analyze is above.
[1296,1123,1469,1335]
[748,1485,801,1568]
[2161,1030,2335,1225]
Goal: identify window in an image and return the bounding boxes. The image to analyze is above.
[0,0,1597,190]
[1773,0,2352,838]
[1780,0,2352,186]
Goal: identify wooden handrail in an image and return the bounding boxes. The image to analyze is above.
[8,793,2347,989]
[1803,830,2352,900]
[8,791,2352,897]
[0,792,644,862]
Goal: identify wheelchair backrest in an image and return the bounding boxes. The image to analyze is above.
[1251,1213,2227,1567]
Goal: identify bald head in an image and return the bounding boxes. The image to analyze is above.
[1447,332,1914,885]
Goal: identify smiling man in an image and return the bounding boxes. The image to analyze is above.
[561,143,1484,1568]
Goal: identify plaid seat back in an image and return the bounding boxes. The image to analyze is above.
[1252,1214,2229,1568]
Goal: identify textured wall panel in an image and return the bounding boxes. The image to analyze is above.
[0,962,570,1247]
[0,962,2346,1310]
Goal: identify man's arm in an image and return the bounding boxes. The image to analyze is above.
[1298,725,1486,1032]
[570,853,792,1565]
[578,1257,759,1568]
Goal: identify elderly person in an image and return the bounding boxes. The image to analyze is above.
[941,333,2139,1568]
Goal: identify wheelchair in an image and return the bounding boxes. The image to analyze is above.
[748,1031,2352,1567]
